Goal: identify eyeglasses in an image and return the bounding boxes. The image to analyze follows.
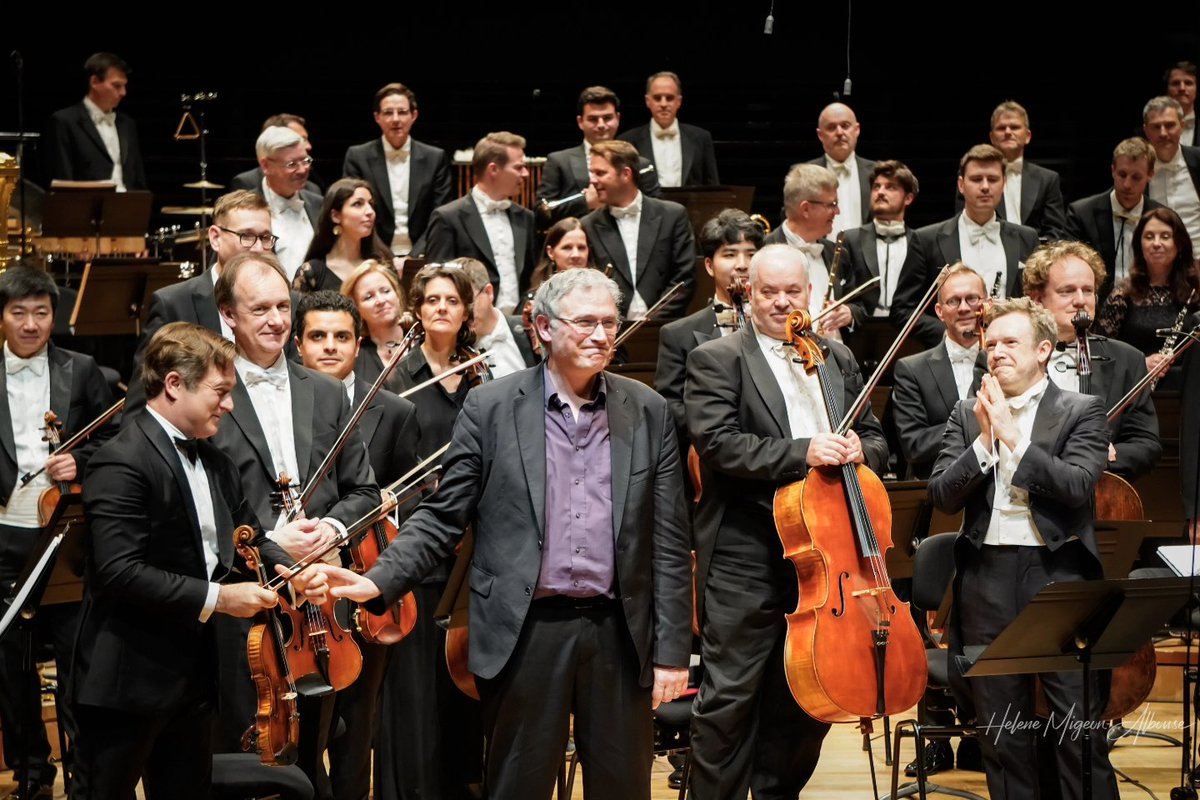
[270,156,314,172]
[942,294,984,309]
[553,316,621,335]
[218,227,279,249]
[807,199,840,209]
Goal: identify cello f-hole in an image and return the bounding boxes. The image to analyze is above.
[832,572,850,617]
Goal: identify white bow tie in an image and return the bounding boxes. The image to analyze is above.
[1161,157,1185,172]
[243,367,288,390]
[91,110,116,126]
[830,163,851,179]
[1007,387,1045,411]
[654,127,678,140]
[874,220,906,238]
[386,148,409,163]
[795,242,825,258]
[480,198,511,213]
[1006,160,1023,176]
[965,218,1001,245]
[5,354,46,377]
[610,204,640,220]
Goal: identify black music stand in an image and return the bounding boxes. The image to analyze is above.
[964,577,1194,800]
[69,260,180,337]
[0,491,88,798]
[42,187,151,241]
[661,185,755,234]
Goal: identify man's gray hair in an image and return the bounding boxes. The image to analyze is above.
[783,163,838,215]
[749,243,809,286]
[256,125,304,160]
[532,268,622,324]
[1143,95,1185,123]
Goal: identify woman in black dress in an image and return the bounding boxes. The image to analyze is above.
[1099,206,1199,389]
[292,177,392,292]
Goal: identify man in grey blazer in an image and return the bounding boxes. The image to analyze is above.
[619,72,719,187]
[928,298,1117,800]
[319,268,692,800]
[342,82,453,255]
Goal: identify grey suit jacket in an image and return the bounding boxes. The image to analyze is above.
[210,360,380,532]
[805,154,876,225]
[619,122,720,186]
[423,194,538,298]
[892,215,1040,348]
[342,137,453,252]
[581,197,696,318]
[891,341,985,480]
[927,380,1108,564]
[536,145,663,222]
[685,326,889,621]
[363,366,692,684]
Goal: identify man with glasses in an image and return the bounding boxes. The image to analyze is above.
[255,126,320,281]
[314,268,692,800]
[893,144,1039,348]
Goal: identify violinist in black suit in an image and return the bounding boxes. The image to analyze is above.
[72,322,326,800]
[1066,138,1164,306]
[42,52,147,191]
[619,72,719,187]
[536,86,662,222]
[0,266,116,798]
[342,83,453,256]
[685,244,888,798]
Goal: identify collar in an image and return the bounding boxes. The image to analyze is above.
[944,337,980,363]
[1006,157,1024,175]
[475,307,508,346]
[261,178,302,212]
[874,219,907,238]
[236,352,290,383]
[781,223,824,255]
[146,405,190,444]
[1109,190,1144,220]
[3,342,49,376]
[824,154,855,174]
[471,184,511,213]
[652,119,681,139]
[543,363,607,409]
[342,371,356,403]
[83,96,115,124]
[382,136,412,160]
[609,191,644,219]
[1006,375,1049,410]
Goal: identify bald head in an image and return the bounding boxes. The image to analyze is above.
[817,103,861,163]
[749,244,812,340]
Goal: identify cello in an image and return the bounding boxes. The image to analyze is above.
[771,309,927,723]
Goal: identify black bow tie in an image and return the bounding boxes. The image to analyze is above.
[174,437,199,464]
[713,302,731,313]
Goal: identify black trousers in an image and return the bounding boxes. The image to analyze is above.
[476,596,653,800]
[0,522,79,788]
[957,542,1118,800]
[328,635,389,800]
[689,512,831,800]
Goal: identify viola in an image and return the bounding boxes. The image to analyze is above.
[234,525,301,766]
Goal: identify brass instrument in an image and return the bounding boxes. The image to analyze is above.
[749,214,772,235]
[536,164,657,216]
[816,231,846,334]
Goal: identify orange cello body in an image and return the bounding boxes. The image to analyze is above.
[351,517,419,644]
[773,466,928,722]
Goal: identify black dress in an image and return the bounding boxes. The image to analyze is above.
[1098,284,1191,389]
[291,257,346,293]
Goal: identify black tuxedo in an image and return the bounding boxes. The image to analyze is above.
[655,304,720,441]
[954,159,1067,239]
[841,222,917,316]
[891,341,985,480]
[928,382,1117,800]
[619,122,720,186]
[362,366,691,798]
[536,145,663,222]
[684,327,887,797]
[43,101,147,190]
[582,196,696,318]
[230,166,320,196]
[1150,145,1200,205]
[1066,193,1164,305]
[424,193,538,302]
[342,137,453,253]
[893,215,1040,348]
[73,411,288,798]
[806,154,875,226]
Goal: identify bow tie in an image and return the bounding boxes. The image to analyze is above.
[278,194,304,214]
[795,242,825,258]
[174,437,199,464]
[1007,386,1045,411]
[243,367,288,390]
[830,163,851,179]
[1114,209,1139,222]
[965,218,1001,245]
[6,354,46,377]
[653,127,678,140]
[1006,160,1023,176]
[610,204,640,220]
[1161,156,1185,172]
[91,110,116,126]
[874,220,906,240]
[386,148,409,163]
[480,198,511,213]
[945,341,979,365]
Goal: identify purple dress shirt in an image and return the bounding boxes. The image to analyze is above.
[535,368,616,598]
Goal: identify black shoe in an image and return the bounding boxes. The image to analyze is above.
[956,737,984,772]
[905,740,953,777]
[668,765,684,790]
[5,783,53,800]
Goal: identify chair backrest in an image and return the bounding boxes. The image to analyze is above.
[912,532,959,612]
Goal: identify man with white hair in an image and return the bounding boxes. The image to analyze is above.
[255,125,321,280]
[1143,95,1200,243]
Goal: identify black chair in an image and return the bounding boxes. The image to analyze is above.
[887,532,984,800]
[210,753,314,800]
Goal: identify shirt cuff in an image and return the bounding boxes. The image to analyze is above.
[320,517,348,565]
[199,582,220,622]
[972,437,997,472]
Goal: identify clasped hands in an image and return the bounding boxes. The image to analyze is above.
[973,374,1021,454]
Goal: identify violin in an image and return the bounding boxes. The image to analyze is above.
[273,475,362,695]
[728,276,749,331]
[234,525,301,766]
[36,412,82,528]
[771,313,927,724]
[349,500,418,645]
[521,292,543,359]
[451,344,495,389]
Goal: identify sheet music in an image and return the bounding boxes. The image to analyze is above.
[1157,544,1200,577]
[0,533,64,641]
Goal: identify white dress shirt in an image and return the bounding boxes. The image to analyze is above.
[0,345,50,528]
[342,372,356,406]
[1149,146,1200,244]
[1184,112,1196,147]
[235,354,299,529]
[755,327,831,438]
[650,119,684,187]
[958,214,1008,300]
[944,338,980,400]
[1110,191,1144,286]
[383,136,413,254]
[470,185,519,313]
[82,96,125,191]
[826,154,862,234]
[475,307,527,379]
[1048,346,1081,394]
[611,192,649,318]
[873,220,908,315]
[145,406,222,621]
[1003,158,1024,224]
[262,179,313,282]
[972,376,1049,547]
[779,224,840,341]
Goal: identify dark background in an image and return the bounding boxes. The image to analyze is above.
[3,5,1199,228]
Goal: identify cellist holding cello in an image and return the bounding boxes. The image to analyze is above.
[928,297,1118,800]
[0,265,118,800]
[684,244,889,798]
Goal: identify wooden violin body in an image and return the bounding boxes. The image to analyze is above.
[352,517,418,644]
[281,597,362,695]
